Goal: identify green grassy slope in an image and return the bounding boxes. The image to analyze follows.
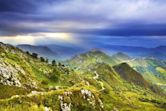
[0,42,166,111]
[68,49,117,70]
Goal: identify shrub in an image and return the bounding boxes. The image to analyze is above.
[40,57,45,62]
[32,53,38,59]
[48,68,60,82]
[52,60,56,66]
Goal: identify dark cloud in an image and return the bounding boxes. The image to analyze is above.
[67,23,166,36]
[0,0,37,13]
[0,0,65,13]
[0,0,166,38]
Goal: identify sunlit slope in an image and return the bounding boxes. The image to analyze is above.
[0,42,166,111]
[0,42,76,94]
[68,49,166,90]
[78,62,166,111]
[68,49,117,70]
[127,58,166,86]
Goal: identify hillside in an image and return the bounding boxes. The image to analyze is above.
[127,58,166,92]
[68,50,166,85]
[113,63,149,87]
[79,62,166,110]
[75,49,166,90]
[0,42,166,111]
[68,49,117,70]
[68,49,166,92]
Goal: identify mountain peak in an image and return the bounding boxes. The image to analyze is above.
[88,48,104,54]
[113,62,149,87]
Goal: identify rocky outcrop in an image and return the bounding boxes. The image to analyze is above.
[58,92,72,111]
[0,58,37,88]
[0,59,22,87]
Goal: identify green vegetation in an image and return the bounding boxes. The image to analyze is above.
[0,42,166,111]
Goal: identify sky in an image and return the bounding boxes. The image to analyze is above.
[0,0,166,48]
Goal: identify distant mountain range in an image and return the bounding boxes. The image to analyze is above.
[17,44,87,60]
[17,44,166,60]
[17,44,58,60]
[100,45,166,59]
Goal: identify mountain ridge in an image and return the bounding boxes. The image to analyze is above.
[17,44,166,60]
[17,44,58,60]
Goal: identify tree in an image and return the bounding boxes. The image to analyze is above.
[26,51,30,55]
[52,60,56,66]
[40,57,45,62]
[31,53,38,59]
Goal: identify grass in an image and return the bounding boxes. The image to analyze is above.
[0,84,29,99]
[0,85,102,111]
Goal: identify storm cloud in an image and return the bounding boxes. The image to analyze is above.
[0,0,166,47]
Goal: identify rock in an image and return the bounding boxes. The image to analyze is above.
[60,102,71,111]
[0,58,38,89]
[45,107,50,111]
[0,59,22,87]
[81,89,92,98]
[59,95,71,111]
[58,95,63,101]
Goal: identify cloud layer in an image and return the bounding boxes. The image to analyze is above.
[0,0,166,47]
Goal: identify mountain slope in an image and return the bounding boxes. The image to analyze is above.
[80,62,166,110]
[126,58,166,92]
[0,42,72,91]
[68,49,166,92]
[68,49,117,70]
[113,63,149,88]
[0,42,106,110]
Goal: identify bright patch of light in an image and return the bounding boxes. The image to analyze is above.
[0,32,79,45]
[0,35,36,45]
[40,32,74,42]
